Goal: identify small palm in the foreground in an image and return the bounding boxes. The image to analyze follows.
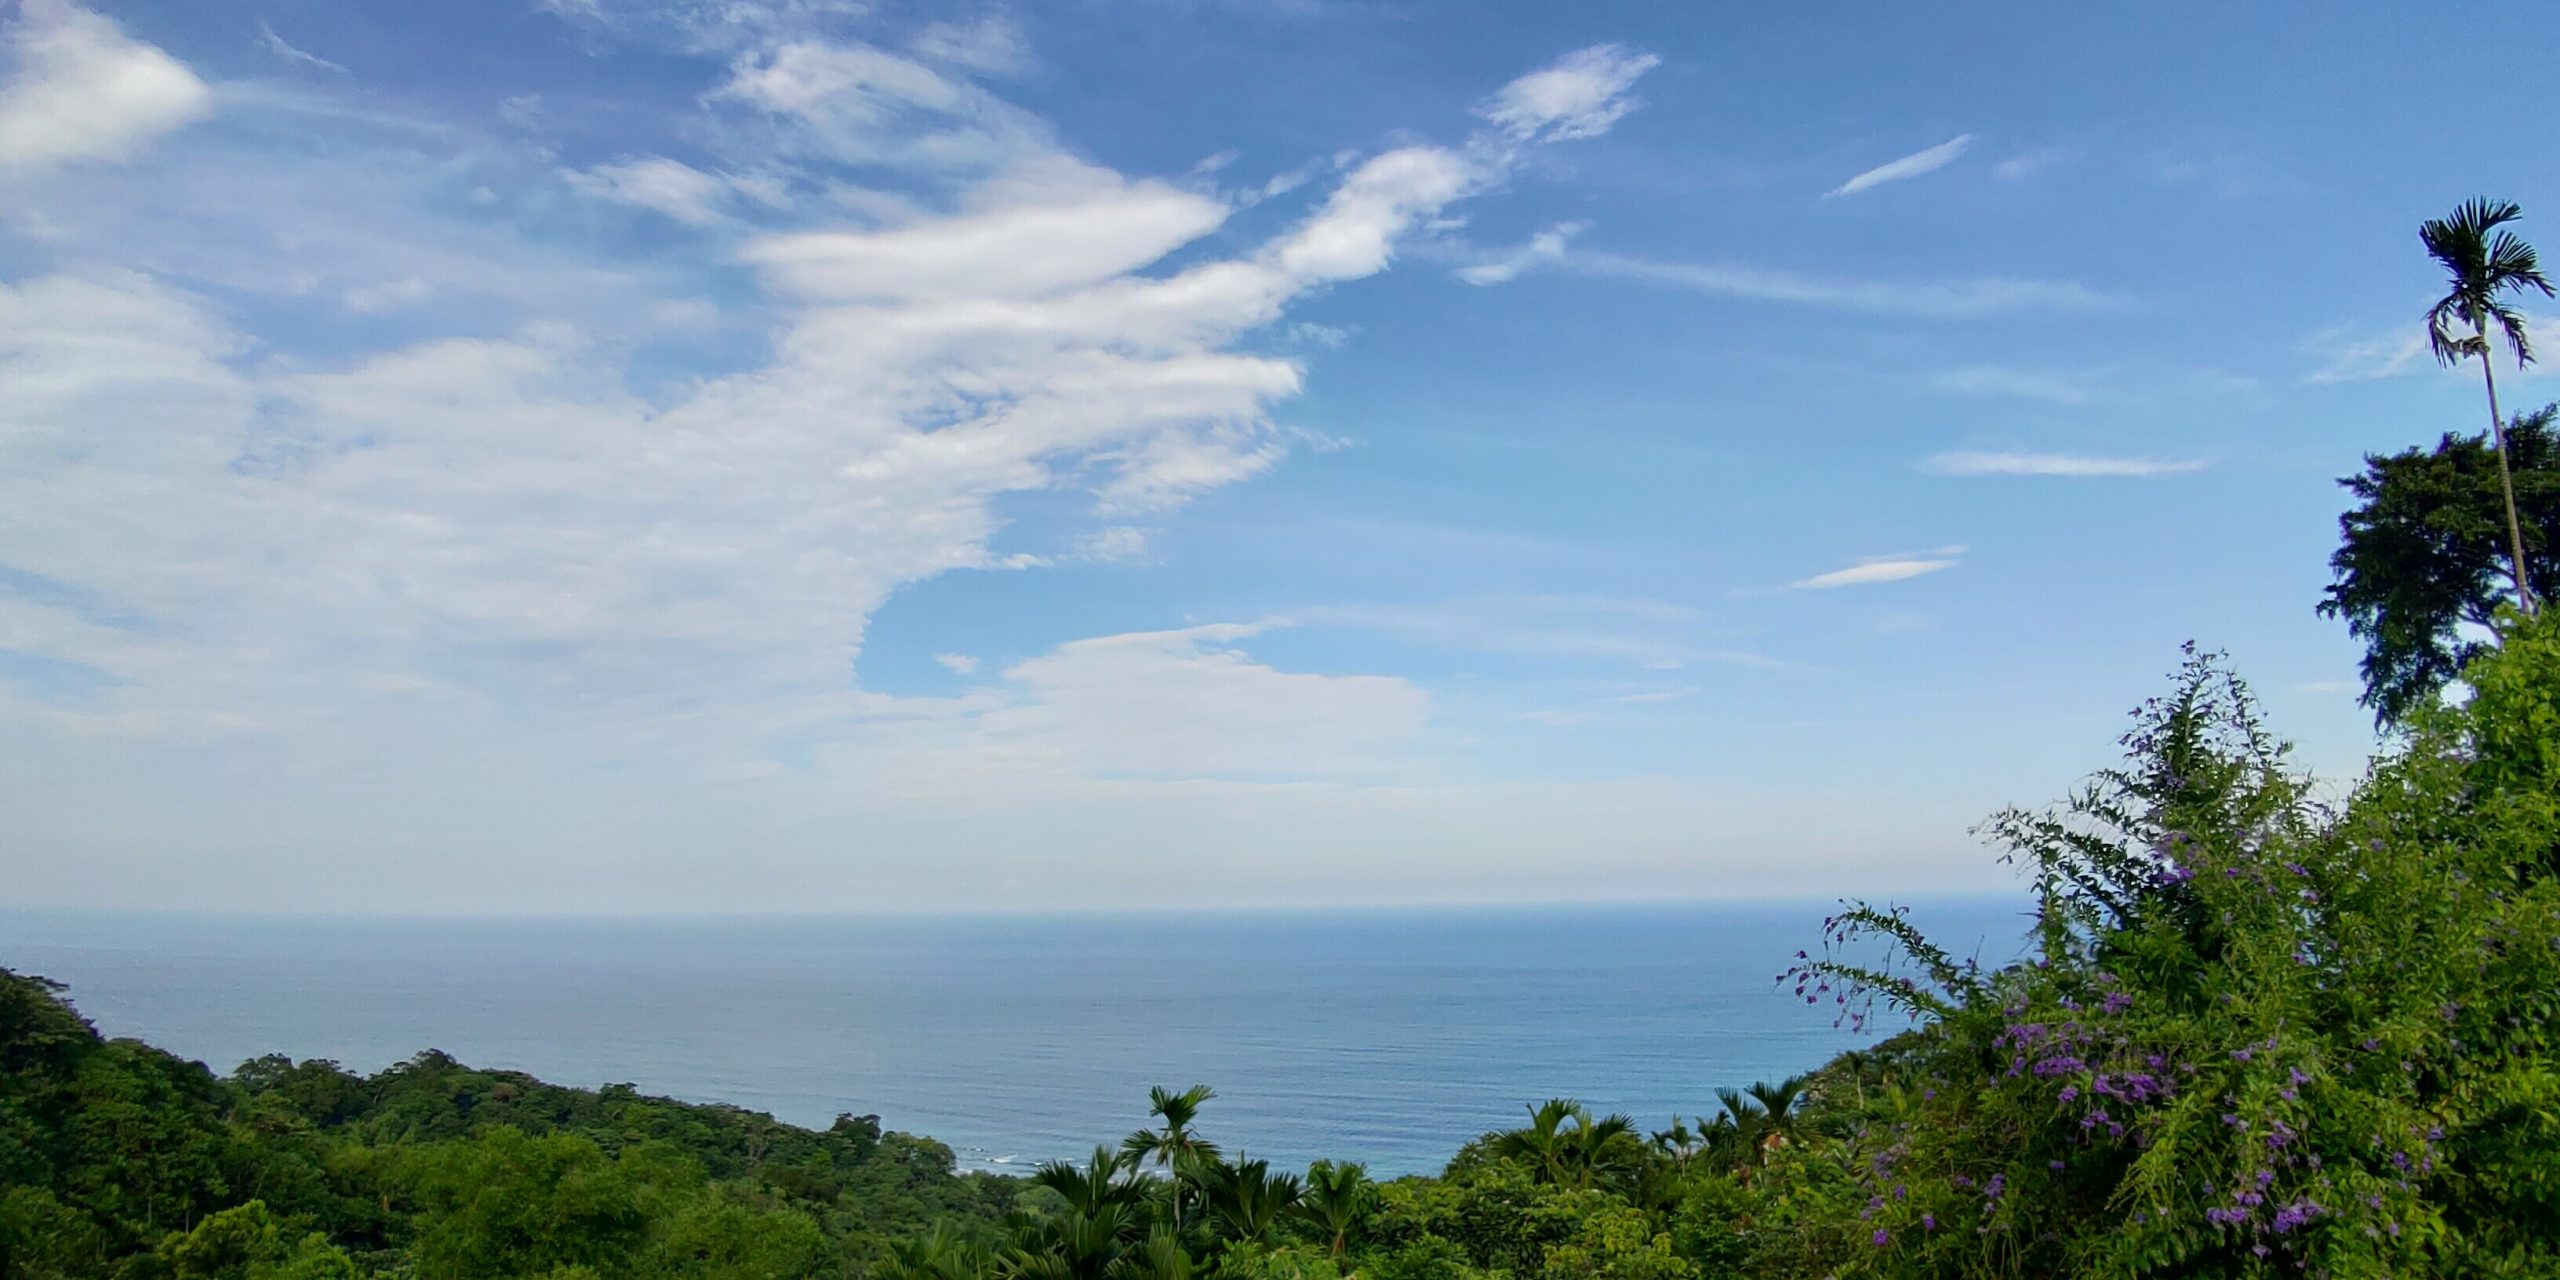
[1491,1098,1643,1190]
[1199,1157,1303,1243]
[881,1225,994,1280]
[2424,197,2554,615]
[1293,1160,1376,1257]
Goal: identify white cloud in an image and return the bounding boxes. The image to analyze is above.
[0,0,211,170]
[1613,686,1695,704]
[1515,709,1595,727]
[343,276,434,313]
[1454,220,1584,286]
[1283,597,1770,670]
[0,43,1655,779]
[1072,525,1156,563]
[908,16,1028,75]
[1568,250,2111,318]
[933,652,980,675]
[713,35,1049,169]
[1920,451,2206,478]
[1928,365,2092,405]
[1825,133,1974,198]
[567,155,741,225]
[742,159,1230,299]
[1991,146,2072,180]
[954,623,1434,780]
[257,21,347,76]
[1476,43,1660,142]
[2301,324,2430,383]
[1792,547,1965,589]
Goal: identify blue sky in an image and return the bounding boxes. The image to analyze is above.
[3,0,2554,913]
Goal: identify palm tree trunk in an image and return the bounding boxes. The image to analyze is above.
[2478,323,2541,616]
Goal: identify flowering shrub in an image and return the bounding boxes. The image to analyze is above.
[1788,613,2560,1278]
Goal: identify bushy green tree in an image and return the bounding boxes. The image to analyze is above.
[2322,405,2558,721]
[1790,614,2560,1276]
[154,1201,360,1280]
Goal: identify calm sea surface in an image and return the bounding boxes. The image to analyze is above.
[0,899,2024,1176]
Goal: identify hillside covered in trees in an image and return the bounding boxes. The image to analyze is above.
[6,606,2558,1279]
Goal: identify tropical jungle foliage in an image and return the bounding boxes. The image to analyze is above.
[0,999,1021,1279]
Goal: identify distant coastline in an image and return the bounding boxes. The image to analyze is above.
[0,897,2026,1178]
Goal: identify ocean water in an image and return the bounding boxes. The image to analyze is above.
[0,899,2024,1177]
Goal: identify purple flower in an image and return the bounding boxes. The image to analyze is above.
[1921,1214,1936,1231]
[1872,1228,1889,1246]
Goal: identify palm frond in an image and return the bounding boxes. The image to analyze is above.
[2494,302,2538,367]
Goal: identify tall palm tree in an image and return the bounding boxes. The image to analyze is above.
[1123,1086,1221,1232]
[2424,198,2554,616]
[1293,1161,1376,1257]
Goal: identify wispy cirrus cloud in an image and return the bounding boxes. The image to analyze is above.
[1568,251,2112,318]
[257,21,348,76]
[565,155,743,225]
[2300,324,2429,383]
[908,16,1029,76]
[1792,547,1965,590]
[1825,133,1974,197]
[1928,365,2095,405]
[1613,686,1696,704]
[1919,451,2206,478]
[1991,146,2073,180]
[1281,597,1771,670]
[1454,220,1584,285]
